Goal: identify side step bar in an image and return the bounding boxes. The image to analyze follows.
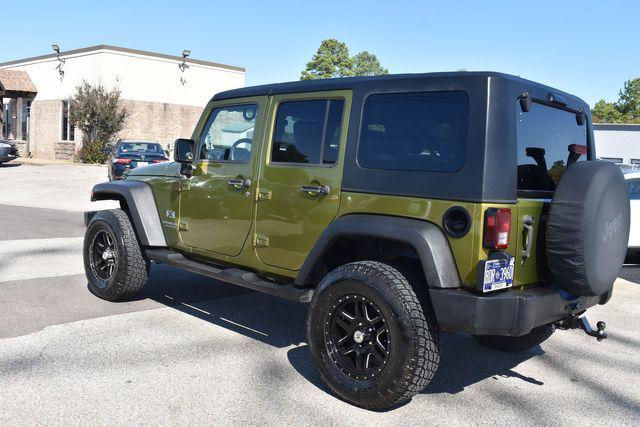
[145,249,314,303]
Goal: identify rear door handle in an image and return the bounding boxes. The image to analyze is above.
[521,215,535,266]
[300,184,330,196]
[228,178,251,189]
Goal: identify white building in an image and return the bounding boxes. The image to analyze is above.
[0,45,245,159]
[594,123,640,166]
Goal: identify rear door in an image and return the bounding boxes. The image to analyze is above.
[515,100,588,285]
[254,91,351,271]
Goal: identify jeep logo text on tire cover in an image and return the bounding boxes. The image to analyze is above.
[603,214,623,243]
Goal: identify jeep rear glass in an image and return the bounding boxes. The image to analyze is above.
[517,101,587,197]
[357,91,469,172]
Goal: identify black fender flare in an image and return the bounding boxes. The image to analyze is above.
[88,180,167,247]
[295,214,462,289]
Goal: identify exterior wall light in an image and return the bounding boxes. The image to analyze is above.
[52,44,65,80]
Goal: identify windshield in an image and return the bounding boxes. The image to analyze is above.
[117,142,164,156]
[517,101,587,196]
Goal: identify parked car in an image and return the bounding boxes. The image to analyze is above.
[84,72,630,410]
[624,170,640,261]
[0,140,19,165]
[106,140,169,180]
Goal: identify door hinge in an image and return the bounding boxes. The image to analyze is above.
[253,233,269,247]
[178,221,189,231]
[256,188,272,201]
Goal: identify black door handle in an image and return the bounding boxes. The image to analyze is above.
[521,215,535,266]
[300,184,330,196]
[228,178,251,189]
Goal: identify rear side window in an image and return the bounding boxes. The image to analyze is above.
[628,178,640,200]
[358,91,469,172]
[271,99,344,165]
[517,102,587,196]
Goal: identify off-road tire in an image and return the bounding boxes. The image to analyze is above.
[84,209,149,301]
[473,324,555,353]
[307,261,440,410]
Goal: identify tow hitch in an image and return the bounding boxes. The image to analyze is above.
[555,316,608,341]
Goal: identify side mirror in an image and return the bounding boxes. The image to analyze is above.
[174,138,195,178]
[174,138,195,163]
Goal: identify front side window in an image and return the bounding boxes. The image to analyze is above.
[517,102,587,195]
[271,99,345,165]
[198,104,258,162]
[61,100,75,141]
[358,91,469,172]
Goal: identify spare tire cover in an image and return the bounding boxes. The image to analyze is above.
[546,161,630,296]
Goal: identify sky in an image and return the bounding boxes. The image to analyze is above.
[1,0,638,107]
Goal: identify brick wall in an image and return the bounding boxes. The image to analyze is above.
[27,99,203,160]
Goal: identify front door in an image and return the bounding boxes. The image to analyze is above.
[179,97,266,256]
[255,91,351,271]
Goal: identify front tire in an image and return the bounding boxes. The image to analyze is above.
[84,209,149,301]
[473,324,555,353]
[307,261,440,410]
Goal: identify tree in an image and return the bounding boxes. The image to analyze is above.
[591,100,625,123]
[301,39,388,80]
[300,39,353,80]
[351,51,388,77]
[616,78,640,120]
[69,81,127,163]
[591,77,640,124]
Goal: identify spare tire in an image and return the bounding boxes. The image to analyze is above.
[546,161,629,296]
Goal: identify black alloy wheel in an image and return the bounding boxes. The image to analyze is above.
[325,294,390,380]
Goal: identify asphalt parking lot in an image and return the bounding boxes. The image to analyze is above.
[1,162,639,425]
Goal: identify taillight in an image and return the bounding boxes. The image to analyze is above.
[114,158,132,164]
[483,208,511,249]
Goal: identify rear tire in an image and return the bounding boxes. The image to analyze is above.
[83,209,149,301]
[473,324,555,353]
[307,261,440,410]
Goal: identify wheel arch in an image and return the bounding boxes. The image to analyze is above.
[87,180,167,247]
[295,214,462,289]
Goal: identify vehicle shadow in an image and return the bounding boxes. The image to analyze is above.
[0,162,21,168]
[140,264,543,400]
[619,264,640,284]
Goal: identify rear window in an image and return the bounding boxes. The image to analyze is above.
[517,102,587,196]
[358,91,469,172]
[117,142,163,155]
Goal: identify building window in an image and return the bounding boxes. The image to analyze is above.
[61,100,75,141]
[2,102,9,139]
[21,100,31,141]
[601,157,623,164]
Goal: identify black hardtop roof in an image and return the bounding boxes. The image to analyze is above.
[213,71,587,107]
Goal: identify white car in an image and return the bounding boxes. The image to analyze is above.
[623,170,640,257]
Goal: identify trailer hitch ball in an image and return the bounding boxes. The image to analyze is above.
[579,317,608,341]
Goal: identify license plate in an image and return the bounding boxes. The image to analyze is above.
[482,257,515,292]
[137,162,149,167]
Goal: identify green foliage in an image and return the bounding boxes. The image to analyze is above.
[301,39,388,80]
[351,51,388,77]
[591,78,640,123]
[69,80,128,163]
[77,139,108,164]
[591,100,625,123]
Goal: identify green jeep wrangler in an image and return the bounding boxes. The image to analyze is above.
[84,72,630,410]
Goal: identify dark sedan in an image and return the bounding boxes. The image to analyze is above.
[107,140,169,180]
[0,140,19,165]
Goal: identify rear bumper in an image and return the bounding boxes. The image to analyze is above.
[0,146,19,162]
[429,285,609,337]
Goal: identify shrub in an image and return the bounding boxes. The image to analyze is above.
[78,139,108,164]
